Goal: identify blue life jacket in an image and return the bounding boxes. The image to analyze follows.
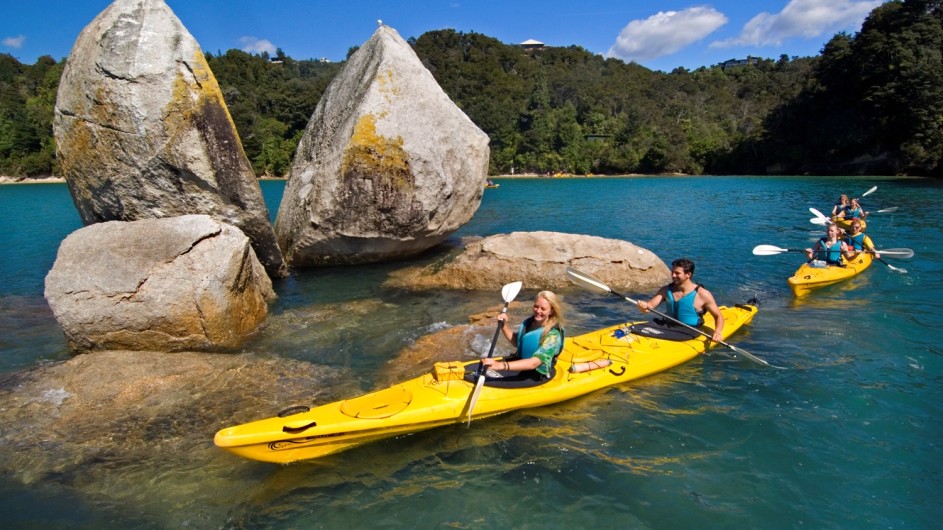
[665,285,703,327]
[845,233,868,251]
[814,238,844,264]
[516,317,564,364]
[843,206,863,218]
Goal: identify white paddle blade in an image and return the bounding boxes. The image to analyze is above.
[809,207,830,221]
[466,375,486,424]
[501,281,523,303]
[565,267,612,294]
[878,248,915,259]
[810,217,828,225]
[861,185,878,197]
[876,207,898,213]
[887,263,907,273]
[752,244,789,256]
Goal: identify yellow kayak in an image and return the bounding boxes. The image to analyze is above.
[787,252,873,297]
[832,216,866,231]
[214,303,759,464]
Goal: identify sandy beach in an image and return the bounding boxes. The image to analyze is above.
[0,175,66,184]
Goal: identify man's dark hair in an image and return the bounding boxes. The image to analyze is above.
[672,258,695,275]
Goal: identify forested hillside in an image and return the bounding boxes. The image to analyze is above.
[1,0,939,178]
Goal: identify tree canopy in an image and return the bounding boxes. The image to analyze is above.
[1,0,939,178]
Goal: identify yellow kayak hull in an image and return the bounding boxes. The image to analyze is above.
[787,252,873,297]
[832,217,866,231]
[214,304,758,463]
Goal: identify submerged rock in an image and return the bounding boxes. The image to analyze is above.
[385,231,671,291]
[44,215,275,352]
[53,0,286,278]
[275,25,490,266]
[0,350,343,489]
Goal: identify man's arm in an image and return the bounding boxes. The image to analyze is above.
[699,289,724,342]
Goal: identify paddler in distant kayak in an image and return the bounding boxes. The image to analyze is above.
[481,290,565,380]
[837,197,868,221]
[636,258,724,343]
[805,223,854,265]
[843,219,879,259]
[831,194,850,217]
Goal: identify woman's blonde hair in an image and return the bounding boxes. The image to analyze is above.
[536,290,565,343]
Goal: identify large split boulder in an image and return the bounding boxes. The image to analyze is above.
[53,0,286,278]
[44,215,275,353]
[386,231,671,291]
[275,25,490,266]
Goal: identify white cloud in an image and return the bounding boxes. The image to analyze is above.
[607,7,728,62]
[3,35,26,49]
[239,36,277,55]
[712,0,883,48]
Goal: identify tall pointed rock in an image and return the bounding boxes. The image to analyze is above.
[275,26,490,266]
[53,0,286,277]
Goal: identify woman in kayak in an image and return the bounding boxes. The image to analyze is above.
[843,220,879,259]
[831,194,849,217]
[843,197,867,220]
[481,291,565,379]
[805,224,854,265]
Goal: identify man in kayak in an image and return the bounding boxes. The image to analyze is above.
[805,224,854,265]
[636,258,724,343]
[481,290,565,380]
[843,220,879,259]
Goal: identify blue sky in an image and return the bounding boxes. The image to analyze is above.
[3,0,886,72]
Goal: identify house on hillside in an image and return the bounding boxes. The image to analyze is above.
[721,56,760,70]
[520,39,545,51]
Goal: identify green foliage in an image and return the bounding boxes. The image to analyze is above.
[751,0,943,175]
[1,1,940,178]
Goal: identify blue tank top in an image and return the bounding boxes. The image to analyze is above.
[665,286,702,326]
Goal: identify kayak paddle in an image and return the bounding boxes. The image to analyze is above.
[875,256,907,273]
[860,185,878,198]
[465,280,523,425]
[565,267,775,368]
[753,244,914,258]
[809,207,831,223]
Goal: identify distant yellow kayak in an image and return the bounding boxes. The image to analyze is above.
[832,216,866,231]
[214,303,759,463]
[787,252,873,297]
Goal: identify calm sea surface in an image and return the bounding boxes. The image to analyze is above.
[1,176,941,528]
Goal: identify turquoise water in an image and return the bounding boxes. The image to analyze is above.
[1,176,941,528]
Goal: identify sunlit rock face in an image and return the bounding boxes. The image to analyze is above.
[53,0,286,278]
[275,25,490,266]
[385,231,672,291]
[44,215,275,353]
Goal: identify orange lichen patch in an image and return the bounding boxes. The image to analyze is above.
[341,113,412,189]
[162,50,239,137]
